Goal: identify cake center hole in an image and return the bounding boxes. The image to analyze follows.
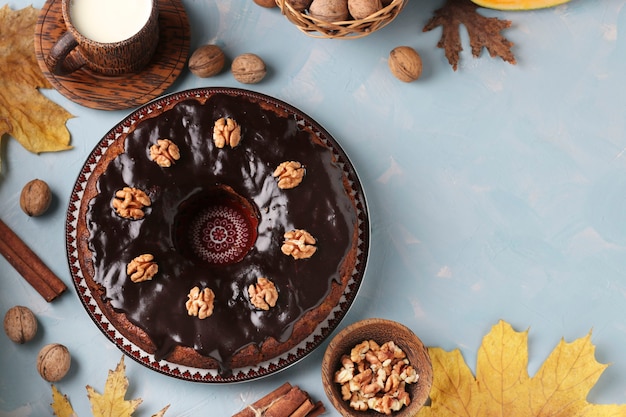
[174,186,258,266]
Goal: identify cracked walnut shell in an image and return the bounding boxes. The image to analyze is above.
[112,187,151,219]
[213,117,242,148]
[150,139,180,167]
[273,161,305,189]
[127,254,158,283]
[248,277,279,310]
[281,229,317,259]
[186,286,215,319]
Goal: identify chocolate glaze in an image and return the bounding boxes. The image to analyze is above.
[86,94,356,374]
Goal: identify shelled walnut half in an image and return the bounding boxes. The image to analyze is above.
[112,187,151,220]
[213,117,241,148]
[281,229,317,259]
[149,138,180,167]
[248,277,279,310]
[186,286,215,319]
[127,254,158,283]
[273,161,305,189]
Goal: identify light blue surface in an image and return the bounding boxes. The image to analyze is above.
[2,0,626,415]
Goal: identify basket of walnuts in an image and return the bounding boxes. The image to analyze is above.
[276,0,407,39]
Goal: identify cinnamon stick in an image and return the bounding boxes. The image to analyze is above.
[232,383,325,417]
[306,402,326,417]
[0,219,67,301]
[264,386,309,417]
[233,383,293,417]
[289,399,314,417]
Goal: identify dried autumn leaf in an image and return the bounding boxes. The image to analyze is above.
[151,405,171,417]
[50,356,169,417]
[51,385,78,417]
[0,5,72,164]
[417,320,626,417]
[423,0,516,71]
[86,356,170,417]
[86,356,143,417]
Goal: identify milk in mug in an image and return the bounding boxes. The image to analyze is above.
[69,0,153,43]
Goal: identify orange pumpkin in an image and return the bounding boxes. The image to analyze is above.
[471,0,571,10]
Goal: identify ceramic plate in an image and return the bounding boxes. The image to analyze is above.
[65,87,370,383]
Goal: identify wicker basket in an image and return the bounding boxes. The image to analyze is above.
[276,0,407,39]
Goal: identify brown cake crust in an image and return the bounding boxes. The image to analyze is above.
[73,89,365,378]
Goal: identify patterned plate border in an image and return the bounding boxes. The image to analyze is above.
[65,87,370,383]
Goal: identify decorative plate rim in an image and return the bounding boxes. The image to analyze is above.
[65,87,370,383]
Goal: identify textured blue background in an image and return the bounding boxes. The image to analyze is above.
[2,0,626,415]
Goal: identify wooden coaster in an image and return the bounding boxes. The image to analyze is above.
[34,0,190,111]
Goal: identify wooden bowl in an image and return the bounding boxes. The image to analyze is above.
[321,318,432,417]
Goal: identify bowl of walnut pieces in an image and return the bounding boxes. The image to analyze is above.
[321,318,433,416]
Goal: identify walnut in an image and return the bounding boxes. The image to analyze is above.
[185,286,215,319]
[248,277,279,310]
[112,187,151,219]
[254,0,278,8]
[188,44,225,78]
[368,395,403,415]
[286,0,313,11]
[350,340,371,362]
[37,343,71,382]
[273,161,305,189]
[20,179,52,217]
[149,138,180,167]
[308,0,350,22]
[335,355,355,384]
[348,0,382,20]
[127,254,158,283]
[389,46,423,83]
[231,53,266,84]
[281,229,317,259]
[213,117,242,148]
[335,340,419,414]
[3,305,37,344]
[349,393,369,412]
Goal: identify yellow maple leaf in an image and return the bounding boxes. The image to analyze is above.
[51,356,169,417]
[417,320,626,417]
[87,356,144,417]
[0,5,72,164]
[51,385,78,417]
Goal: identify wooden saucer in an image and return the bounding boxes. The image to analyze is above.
[34,0,190,111]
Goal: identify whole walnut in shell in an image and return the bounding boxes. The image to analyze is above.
[348,0,382,19]
[37,343,71,382]
[20,179,52,217]
[254,0,278,7]
[188,44,225,78]
[286,0,313,10]
[389,46,423,82]
[308,0,350,22]
[3,306,37,344]
[231,53,267,84]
